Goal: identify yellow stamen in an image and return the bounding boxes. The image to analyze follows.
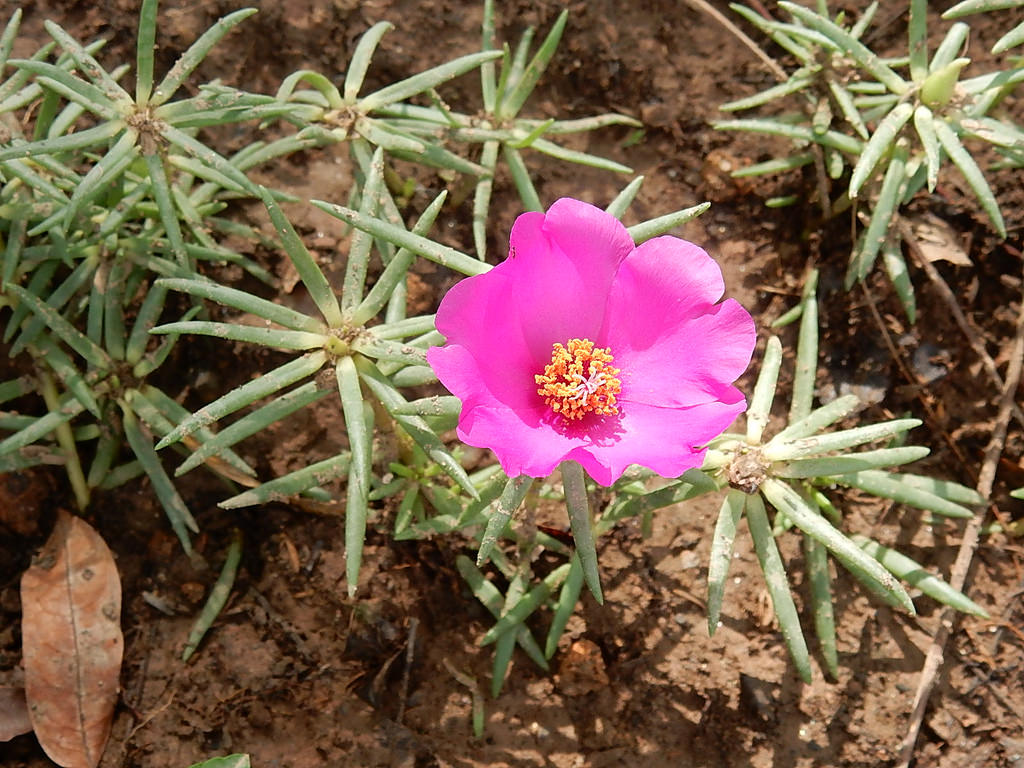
[535,338,621,420]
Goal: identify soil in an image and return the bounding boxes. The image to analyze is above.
[2,1,1024,767]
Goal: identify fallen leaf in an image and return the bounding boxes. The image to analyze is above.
[909,212,972,267]
[21,511,123,768]
[0,686,33,741]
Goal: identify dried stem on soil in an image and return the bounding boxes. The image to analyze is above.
[682,0,787,82]
[898,262,1024,768]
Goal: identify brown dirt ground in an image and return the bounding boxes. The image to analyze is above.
[2,1,1024,767]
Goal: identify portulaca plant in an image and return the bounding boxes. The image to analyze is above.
[0,0,990,714]
[716,0,1023,320]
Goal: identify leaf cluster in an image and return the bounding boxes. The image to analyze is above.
[716,0,1023,321]
[0,0,641,577]
[702,270,986,680]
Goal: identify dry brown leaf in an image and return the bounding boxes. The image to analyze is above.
[21,511,123,768]
[908,212,972,267]
[0,685,33,741]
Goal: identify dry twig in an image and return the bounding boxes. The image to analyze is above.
[897,264,1024,768]
[682,0,787,82]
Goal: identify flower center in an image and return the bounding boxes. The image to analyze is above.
[535,338,621,420]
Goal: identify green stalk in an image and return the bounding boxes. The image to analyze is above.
[40,370,89,510]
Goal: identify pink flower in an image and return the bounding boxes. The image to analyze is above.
[427,198,756,486]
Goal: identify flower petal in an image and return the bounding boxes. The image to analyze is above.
[433,200,637,413]
[574,396,747,485]
[431,267,538,409]
[508,198,634,356]
[433,346,584,477]
[601,236,755,407]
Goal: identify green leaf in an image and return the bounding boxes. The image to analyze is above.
[707,489,746,635]
[343,21,395,103]
[895,473,983,505]
[728,4,812,62]
[626,203,710,244]
[312,201,488,276]
[156,277,324,333]
[479,563,571,646]
[881,236,916,323]
[0,119,124,162]
[761,478,915,613]
[561,460,602,604]
[143,150,189,265]
[745,492,812,682]
[128,386,251,478]
[136,0,157,104]
[0,10,22,69]
[789,269,819,422]
[476,475,533,566]
[913,105,941,192]
[825,78,869,140]
[993,19,1024,53]
[472,140,501,260]
[765,417,921,461]
[545,554,584,658]
[849,102,913,199]
[176,383,328,477]
[605,176,644,219]
[714,118,863,155]
[155,351,328,449]
[122,403,197,554]
[32,336,101,419]
[600,469,717,527]
[161,124,262,196]
[772,394,861,443]
[804,534,838,677]
[530,136,632,174]
[837,469,978,518]
[182,528,243,661]
[220,452,350,509]
[852,535,988,617]
[188,754,251,768]
[732,155,816,179]
[931,23,971,72]
[355,358,478,498]
[4,283,110,370]
[7,59,122,120]
[372,314,438,340]
[0,397,85,458]
[455,555,548,669]
[354,116,425,154]
[150,8,259,106]
[848,146,908,286]
[358,50,503,112]
[150,320,327,351]
[353,190,447,325]
[498,10,567,118]
[43,20,132,105]
[908,0,928,83]
[720,71,817,112]
[779,2,908,94]
[775,446,931,478]
[502,144,543,213]
[9,253,98,357]
[747,336,783,444]
[933,118,1006,237]
[340,147,385,313]
[336,356,372,597]
[943,0,1022,19]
